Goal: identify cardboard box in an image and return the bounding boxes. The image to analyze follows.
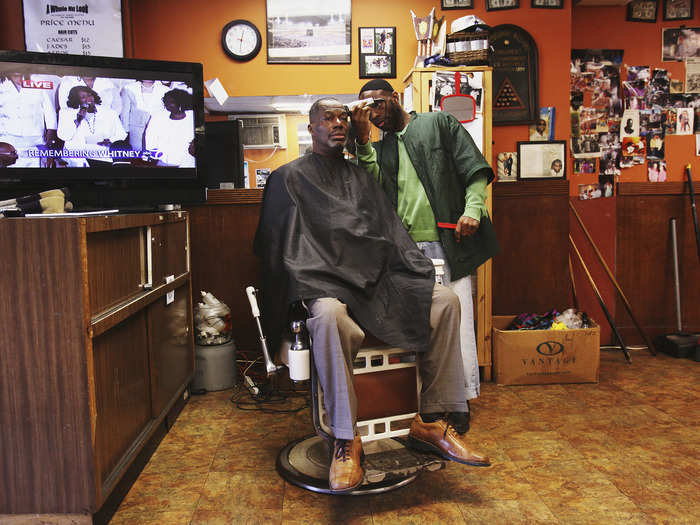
[493,316,600,386]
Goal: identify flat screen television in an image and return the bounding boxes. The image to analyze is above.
[0,50,206,210]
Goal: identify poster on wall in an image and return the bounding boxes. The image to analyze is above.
[266,0,352,64]
[661,27,700,61]
[23,0,123,57]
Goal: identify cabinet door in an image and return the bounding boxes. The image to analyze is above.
[87,228,146,315]
[151,221,188,285]
[93,311,151,486]
[148,283,193,417]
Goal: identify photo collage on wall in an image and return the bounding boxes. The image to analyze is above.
[570,49,623,198]
[570,48,700,198]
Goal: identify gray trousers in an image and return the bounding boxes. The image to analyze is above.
[306,283,467,440]
[416,241,481,400]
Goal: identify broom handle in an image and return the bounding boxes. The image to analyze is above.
[569,201,656,355]
[570,235,631,363]
[670,218,683,333]
[686,164,700,264]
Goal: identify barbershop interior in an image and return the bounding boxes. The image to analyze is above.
[1,0,700,523]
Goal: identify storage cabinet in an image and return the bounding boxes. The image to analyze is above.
[402,66,495,379]
[0,212,194,519]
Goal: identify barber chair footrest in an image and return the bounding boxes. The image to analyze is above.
[277,434,445,495]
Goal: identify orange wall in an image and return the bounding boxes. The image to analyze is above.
[0,0,571,181]
[7,3,695,190]
[572,5,700,190]
[122,0,571,179]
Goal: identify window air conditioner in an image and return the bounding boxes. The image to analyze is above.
[233,114,287,149]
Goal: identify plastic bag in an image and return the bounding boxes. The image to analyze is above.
[194,291,232,345]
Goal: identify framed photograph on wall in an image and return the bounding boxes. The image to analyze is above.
[531,0,563,9]
[626,0,658,22]
[662,27,700,61]
[517,140,567,180]
[359,27,396,78]
[663,0,693,21]
[266,0,351,64]
[487,0,520,11]
[441,0,474,9]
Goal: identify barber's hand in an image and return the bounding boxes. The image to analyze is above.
[455,215,479,242]
[351,103,372,145]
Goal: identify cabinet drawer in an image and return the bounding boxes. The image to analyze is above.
[150,221,188,285]
[87,228,146,315]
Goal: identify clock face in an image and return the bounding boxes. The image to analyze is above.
[222,20,261,61]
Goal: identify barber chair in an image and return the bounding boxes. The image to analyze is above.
[247,287,445,495]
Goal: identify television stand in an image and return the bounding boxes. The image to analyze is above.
[0,211,194,520]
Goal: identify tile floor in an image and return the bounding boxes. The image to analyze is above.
[110,350,699,524]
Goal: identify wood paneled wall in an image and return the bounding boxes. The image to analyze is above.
[185,190,263,353]
[492,180,572,316]
[615,182,700,342]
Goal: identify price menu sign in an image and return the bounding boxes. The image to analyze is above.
[23,0,123,57]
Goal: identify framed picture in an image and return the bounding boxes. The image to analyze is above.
[662,27,700,61]
[626,0,658,22]
[663,0,693,21]
[487,0,519,11]
[496,152,517,182]
[441,0,473,9]
[517,140,567,180]
[531,0,563,9]
[266,0,351,64]
[359,27,396,78]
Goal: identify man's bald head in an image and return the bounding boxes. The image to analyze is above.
[309,98,345,123]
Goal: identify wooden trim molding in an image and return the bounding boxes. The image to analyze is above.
[493,179,569,198]
[204,189,263,205]
[617,182,700,196]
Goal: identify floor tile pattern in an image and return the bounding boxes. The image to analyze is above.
[111,351,699,524]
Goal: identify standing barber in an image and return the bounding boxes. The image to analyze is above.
[351,79,498,425]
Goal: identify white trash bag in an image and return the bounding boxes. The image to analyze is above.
[195,291,232,345]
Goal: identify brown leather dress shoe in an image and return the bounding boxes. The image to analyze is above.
[328,436,364,493]
[407,414,491,467]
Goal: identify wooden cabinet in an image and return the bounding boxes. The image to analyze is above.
[402,66,495,378]
[0,212,194,519]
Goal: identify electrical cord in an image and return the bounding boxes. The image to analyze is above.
[230,350,310,413]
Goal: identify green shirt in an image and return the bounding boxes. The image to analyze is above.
[356,126,488,242]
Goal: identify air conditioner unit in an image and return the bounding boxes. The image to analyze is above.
[232,114,287,149]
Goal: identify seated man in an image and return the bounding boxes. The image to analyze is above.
[254,98,489,494]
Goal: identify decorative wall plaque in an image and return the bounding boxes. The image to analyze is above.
[489,24,539,126]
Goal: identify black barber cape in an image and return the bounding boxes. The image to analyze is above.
[253,152,435,358]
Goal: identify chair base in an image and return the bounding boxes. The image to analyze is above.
[276,434,445,495]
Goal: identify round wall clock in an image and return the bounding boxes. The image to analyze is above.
[221,20,262,62]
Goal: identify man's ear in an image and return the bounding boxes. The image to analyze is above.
[391,91,401,103]
[307,123,313,135]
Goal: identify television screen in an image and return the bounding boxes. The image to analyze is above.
[0,50,206,209]
[0,50,204,178]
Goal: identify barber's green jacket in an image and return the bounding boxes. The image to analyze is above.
[358,111,499,281]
